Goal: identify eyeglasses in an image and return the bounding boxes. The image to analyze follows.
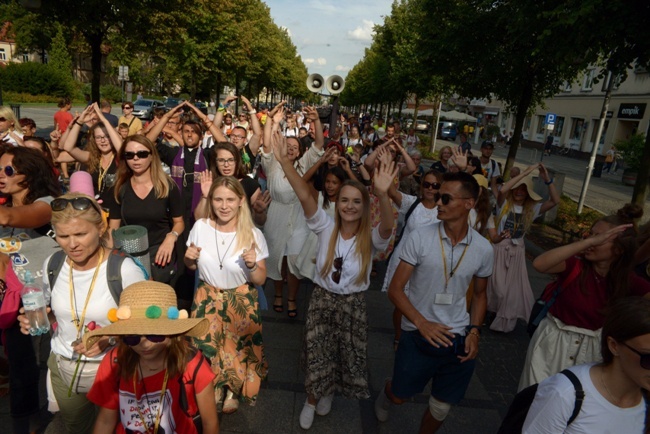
[94,135,109,142]
[216,158,235,166]
[0,165,17,177]
[231,135,246,139]
[122,335,167,346]
[124,150,152,160]
[0,117,6,122]
[434,193,472,205]
[332,257,343,284]
[623,342,650,369]
[423,181,441,190]
[51,197,102,214]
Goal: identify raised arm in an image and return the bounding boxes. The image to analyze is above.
[363,138,396,172]
[91,103,123,152]
[145,103,186,143]
[498,163,538,206]
[208,96,238,143]
[272,129,318,218]
[193,170,213,221]
[395,141,416,178]
[532,223,632,274]
[240,96,262,155]
[303,107,324,150]
[263,106,286,154]
[538,164,560,214]
[374,150,399,238]
[61,105,94,163]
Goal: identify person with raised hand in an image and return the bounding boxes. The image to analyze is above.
[272,128,397,430]
[260,106,324,317]
[184,176,269,415]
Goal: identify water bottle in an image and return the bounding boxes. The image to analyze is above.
[21,271,50,336]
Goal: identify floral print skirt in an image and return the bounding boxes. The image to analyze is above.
[191,281,267,405]
[302,286,369,400]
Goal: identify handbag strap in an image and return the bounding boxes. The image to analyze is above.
[551,261,583,298]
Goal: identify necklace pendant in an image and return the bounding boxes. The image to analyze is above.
[220,264,223,270]
[222,240,225,245]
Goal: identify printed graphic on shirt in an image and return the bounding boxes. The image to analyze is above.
[502,212,525,239]
[120,389,177,433]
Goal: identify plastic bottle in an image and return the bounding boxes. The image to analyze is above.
[20,271,50,336]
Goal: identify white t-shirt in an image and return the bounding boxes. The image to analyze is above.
[481,158,500,179]
[306,208,390,295]
[523,363,646,434]
[187,218,269,289]
[495,203,542,239]
[45,256,147,360]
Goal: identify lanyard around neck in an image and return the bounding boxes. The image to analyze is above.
[69,247,105,339]
[134,368,169,434]
[439,226,469,291]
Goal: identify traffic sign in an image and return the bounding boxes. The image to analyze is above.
[545,113,556,125]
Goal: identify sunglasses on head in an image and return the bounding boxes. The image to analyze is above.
[623,342,650,369]
[423,181,441,190]
[434,192,471,205]
[124,150,152,160]
[122,335,167,346]
[51,197,102,214]
[332,257,343,284]
[0,165,17,177]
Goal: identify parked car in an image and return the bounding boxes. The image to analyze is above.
[132,99,165,120]
[163,97,184,111]
[438,121,458,141]
[415,119,430,134]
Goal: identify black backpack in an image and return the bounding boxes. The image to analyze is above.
[496,369,584,434]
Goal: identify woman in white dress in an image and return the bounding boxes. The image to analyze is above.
[261,106,324,317]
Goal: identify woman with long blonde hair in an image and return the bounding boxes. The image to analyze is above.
[0,106,24,146]
[109,135,184,283]
[487,163,559,333]
[272,129,397,430]
[184,175,269,415]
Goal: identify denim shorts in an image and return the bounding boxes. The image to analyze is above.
[391,329,476,404]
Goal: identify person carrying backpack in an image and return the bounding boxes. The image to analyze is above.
[16,193,147,434]
[83,281,218,434]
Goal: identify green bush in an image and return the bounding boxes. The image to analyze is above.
[100,85,123,103]
[615,133,646,172]
[0,62,74,97]
[1,91,61,103]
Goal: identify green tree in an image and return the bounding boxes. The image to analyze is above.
[48,24,73,79]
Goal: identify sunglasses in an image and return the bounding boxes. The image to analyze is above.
[124,150,152,160]
[51,197,102,214]
[0,117,6,122]
[332,257,343,284]
[434,193,471,205]
[122,335,167,346]
[0,165,17,177]
[423,181,441,190]
[623,342,650,369]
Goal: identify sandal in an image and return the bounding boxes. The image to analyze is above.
[223,389,239,414]
[287,299,298,319]
[214,386,224,413]
[273,295,283,313]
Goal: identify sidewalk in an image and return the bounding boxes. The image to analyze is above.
[1,249,552,434]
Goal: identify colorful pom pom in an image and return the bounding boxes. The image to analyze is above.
[167,307,179,319]
[116,306,132,320]
[86,321,97,331]
[107,308,118,323]
[178,309,189,319]
[145,305,162,319]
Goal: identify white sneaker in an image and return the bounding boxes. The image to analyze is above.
[374,381,392,422]
[315,394,333,416]
[299,400,316,429]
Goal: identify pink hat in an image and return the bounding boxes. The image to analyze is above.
[69,171,96,200]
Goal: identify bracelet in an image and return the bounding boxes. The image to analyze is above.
[468,331,480,338]
[247,263,258,272]
[169,230,179,239]
[466,325,481,334]
[74,121,83,126]
[248,109,257,114]
[544,178,554,185]
[204,121,213,127]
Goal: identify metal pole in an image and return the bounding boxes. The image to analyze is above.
[329,96,339,139]
[577,72,613,214]
[432,99,442,154]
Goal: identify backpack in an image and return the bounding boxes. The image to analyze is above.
[496,369,584,434]
[46,249,148,305]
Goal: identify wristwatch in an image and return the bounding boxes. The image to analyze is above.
[466,325,481,335]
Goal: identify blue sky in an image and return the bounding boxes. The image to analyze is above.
[265,0,394,78]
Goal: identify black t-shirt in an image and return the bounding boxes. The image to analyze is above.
[430,160,447,173]
[110,179,183,249]
[239,176,260,205]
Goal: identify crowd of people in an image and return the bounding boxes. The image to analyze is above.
[0,97,647,434]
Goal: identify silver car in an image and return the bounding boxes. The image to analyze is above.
[132,99,165,120]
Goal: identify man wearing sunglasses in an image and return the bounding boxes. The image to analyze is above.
[376,172,494,433]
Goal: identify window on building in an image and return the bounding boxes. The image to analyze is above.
[554,117,565,137]
[524,116,531,132]
[590,120,609,145]
[571,118,584,140]
[562,81,572,92]
[536,115,546,134]
[600,72,621,92]
[21,53,29,62]
[581,69,596,91]
[0,49,6,61]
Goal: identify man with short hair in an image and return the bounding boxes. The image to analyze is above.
[458,132,471,154]
[375,171,494,433]
[100,99,119,127]
[479,141,500,197]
